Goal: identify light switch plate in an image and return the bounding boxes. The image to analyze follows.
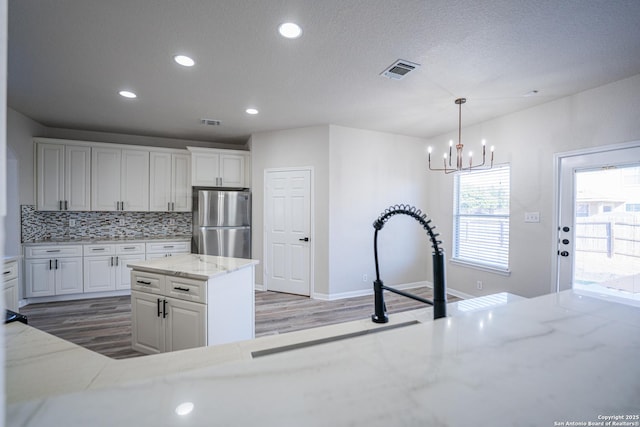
[524,212,540,223]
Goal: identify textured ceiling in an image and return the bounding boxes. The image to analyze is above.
[8,0,640,146]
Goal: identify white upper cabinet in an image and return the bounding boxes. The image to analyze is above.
[36,142,91,211]
[122,149,150,211]
[188,147,250,188]
[220,153,245,187]
[35,139,248,213]
[149,151,191,211]
[92,147,149,211]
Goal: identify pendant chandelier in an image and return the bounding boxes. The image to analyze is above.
[428,98,494,174]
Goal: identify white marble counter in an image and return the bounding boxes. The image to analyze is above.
[126,253,259,280]
[22,236,191,245]
[7,290,640,426]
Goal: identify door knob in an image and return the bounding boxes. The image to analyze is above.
[562,226,570,232]
[299,237,309,242]
[562,239,570,245]
[560,251,569,257]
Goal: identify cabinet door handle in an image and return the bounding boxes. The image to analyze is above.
[58,200,62,210]
[168,202,171,211]
[55,259,58,270]
[115,256,119,266]
[162,299,168,318]
[136,280,151,285]
[174,286,190,292]
[64,200,68,210]
[109,256,113,266]
[49,260,52,270]
[157,298,162,317]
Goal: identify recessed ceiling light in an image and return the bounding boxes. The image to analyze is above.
[246,108,259,115]
[118,90,137,99]
[174,55,195,67]
[278,22,302,39]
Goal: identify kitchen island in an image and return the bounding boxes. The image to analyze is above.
[127,254,259,354]
[6,289,640,426]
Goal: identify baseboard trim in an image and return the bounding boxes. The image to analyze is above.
[23,290,131,305]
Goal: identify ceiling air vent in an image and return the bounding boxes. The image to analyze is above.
[200,118,221,126]
[380,59,420,80]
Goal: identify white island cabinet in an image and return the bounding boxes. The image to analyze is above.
[128,254,258,354]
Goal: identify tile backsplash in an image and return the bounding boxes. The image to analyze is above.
[21,205,192,242]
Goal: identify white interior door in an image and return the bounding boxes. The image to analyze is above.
[556,144,640,297]
[265,169,311,296]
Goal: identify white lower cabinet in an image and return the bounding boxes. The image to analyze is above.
[130,263,254,354]
[131,271,206,354]
[23,240,188,301]
[145,241,190,259]
[83,243,146,293]
[3,259,20,311]
[25,245,83,297]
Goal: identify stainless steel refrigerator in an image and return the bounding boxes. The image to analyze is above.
[192,188,251,258]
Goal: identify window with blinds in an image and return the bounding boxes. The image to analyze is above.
[453,164,510,272]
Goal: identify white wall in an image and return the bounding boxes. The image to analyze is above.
[6,108,45,206]
[250,126,330,295]
[426,73,640,298]
[328,125,431,297]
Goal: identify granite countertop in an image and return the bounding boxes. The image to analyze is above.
[126,253,259,280]
[6,290,640,426]
[22,235,192,245]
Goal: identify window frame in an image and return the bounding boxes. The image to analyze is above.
[451,164,511,275]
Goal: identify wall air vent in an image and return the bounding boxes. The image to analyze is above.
[380,59,420,80]
[200,118,221,126]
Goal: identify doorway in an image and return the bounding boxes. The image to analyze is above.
[555,143,640,304]
[264,168,312,296]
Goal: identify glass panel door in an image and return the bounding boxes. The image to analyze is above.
[574,165,640,301]
[556,144,640,305]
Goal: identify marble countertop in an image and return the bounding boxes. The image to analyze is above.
[22,236,191,245]
[3,255,21,262]
[6,290,640,426]
[126,253,259,280]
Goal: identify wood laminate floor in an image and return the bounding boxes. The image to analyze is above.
[19,287,459,360]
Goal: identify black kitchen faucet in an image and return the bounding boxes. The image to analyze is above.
[371,204,447,323]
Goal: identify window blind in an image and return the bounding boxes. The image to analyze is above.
[453,165,510,271]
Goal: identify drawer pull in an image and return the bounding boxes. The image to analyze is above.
[92,248,106,251]
[174,286,190,292]
[136,280,152,285]
[3,270,11,275]
[163,245,175,248]
[123,246,136,250]
[46,249,61,253]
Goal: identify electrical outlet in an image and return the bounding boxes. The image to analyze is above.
[362,274,368,282]
[476,280,483,290]
[119,218,125,226]
[69,219,76,227]
[524,212,540,223]
[169,218,176,225]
